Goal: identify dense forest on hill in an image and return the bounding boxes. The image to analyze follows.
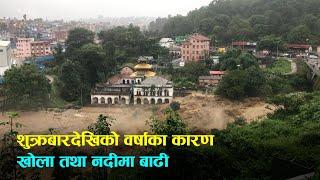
[149,0,320,45]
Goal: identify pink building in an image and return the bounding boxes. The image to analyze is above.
[15,38,52,59]
[15,38,33,59]
[181,33,210,62]
[31,41,52,57]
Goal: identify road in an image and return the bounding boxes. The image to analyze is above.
[305,59,320,77]
[285,59,297,75]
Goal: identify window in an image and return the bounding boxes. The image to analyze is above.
[192,51,195,54]
[193,45,195,48]
[0,49,3,53]
[137,91,141,96]
[196,51,199,54]
[164,90,169,96]
[187,51,189,54]
[197,45,199,48]
[151,91,155,96]
[143,89,148,96]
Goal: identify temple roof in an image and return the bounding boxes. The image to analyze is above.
[134,63,152,70]
[130,70,156,78]
[107,74,133,84]
[141,76,172,86]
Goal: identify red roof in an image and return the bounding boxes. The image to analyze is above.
[232,41,257,46]
[232,41,247,46]
[286,44,311,49]
[210,71,225,75]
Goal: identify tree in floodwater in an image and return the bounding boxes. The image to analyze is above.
[88,114,115,179]
[0,112,24,180]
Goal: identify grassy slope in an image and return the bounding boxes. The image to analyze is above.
[266,58,292,75]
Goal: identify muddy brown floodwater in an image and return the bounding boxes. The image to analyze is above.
[0,93,275,136]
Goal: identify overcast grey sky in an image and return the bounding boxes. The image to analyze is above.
[1,0,212,20]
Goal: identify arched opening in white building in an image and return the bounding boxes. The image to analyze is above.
[114,97,119,104]
[136,98,142,104]
[143,98,149,104]
[100,97,105,104]
[157,99,163,104]
[121,97,126,104]
[151,98,156,104]
[107,97,112,104]
[92,97,98,104]
[164,99,170,104]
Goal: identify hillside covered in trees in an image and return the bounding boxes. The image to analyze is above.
[149,0,320,45]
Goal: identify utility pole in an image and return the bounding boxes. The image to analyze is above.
[276,41,279,59]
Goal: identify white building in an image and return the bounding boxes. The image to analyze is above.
[0,41,13,75]
[159,38,175,48]
[133,76,173,105]
[91,62,174,105]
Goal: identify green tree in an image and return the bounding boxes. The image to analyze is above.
[66,28,95,59]
[98,24,161,64]
[4,64,51,109]
[257,35,284,52]
[88,114,115,135]
[148,107,187,135]
[216,69,247,100]
[57,60,82,102]
[244,66,266,97]
[286,25,311,43]
[238,53,258,69]
[88,114,115,179]
[53,43,65,66]
[0,112,23,180]
[74,43,109,86]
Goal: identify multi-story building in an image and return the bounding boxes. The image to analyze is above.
[15,38,33,59]
[198,71,225,87]
[31,41,52,57]
[133,76,173,105]
[159,38,175,48]
[0,41,13,75]
[181,33,210,62]
[15,38,52,59]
